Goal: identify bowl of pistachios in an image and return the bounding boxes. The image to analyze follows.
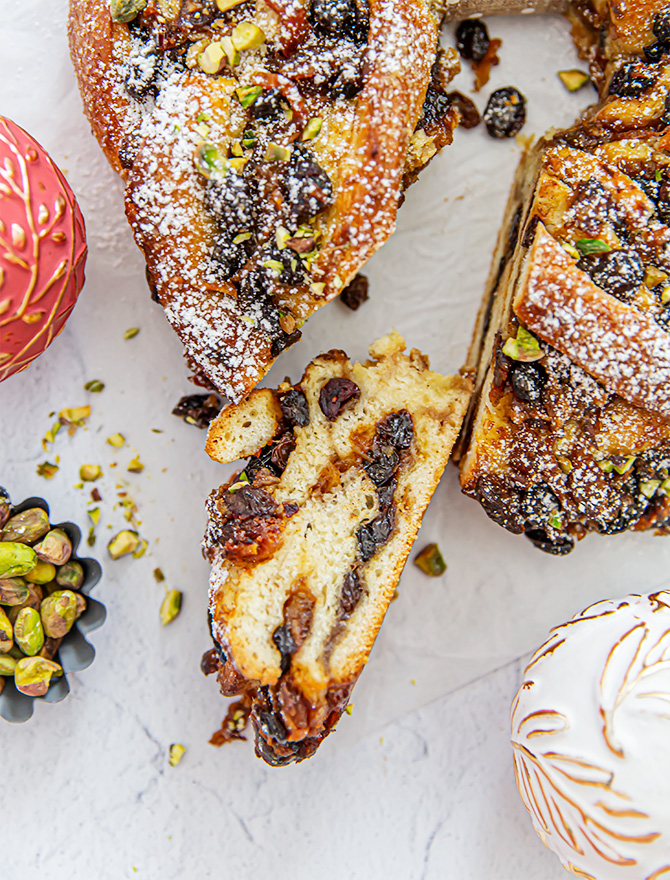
[0,487,105,723]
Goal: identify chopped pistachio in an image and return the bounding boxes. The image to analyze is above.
[575,238,611,256]
[133,538,149,559]
[562,242,581,260]
[228,157,248,173]
[128,456,144,474]
[87,526,96,548]
[37,461,59,479]
[310,282,326,296]
[198,41,225,75]
[345,704,354,716]
[108,530,140,560]
[193,141,224,177]
[80,464,103,482]
[59,406,91,426]
[220,35,240,66]
[548,511,563,530]
[275,226,291,249]
[557,69,590,92]
[613,455,636,475]
[84,380,105,393]
[216,0,245,9]
[264,142,291,162]
[662,286,670,305]
[160,589,182,625]
[228,473,250,493]
[662,478,670,494]
[232,21,266,50]
[502,326,544,363]
[413,543,447,577]
[657,168,664,183]
[263,259,284,275]
[153,567,165,583]
[42,421,61,450]
[301,117,323,141]
[640,479,661,499]
[242,129,257,149]
[123,327,140,340]
[168,743,186,766]
[598,459,614,474]
[196,111,209,123]
[195,121,210,137]
[110,0,147,23]
[230,139,244,157]
[88,507,101,526]
[233,232,252,244]
[236,85,263,108]
[645,266,668,288]
[107,433,126,448]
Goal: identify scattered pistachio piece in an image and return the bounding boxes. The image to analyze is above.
[123,327,140,340]
[301,116,323,141]
[275,226,290,249]
[153,567,165,582]
[89,507,101,527]
[59,405,91,426]
[502,326,544,363]
[562,242,581,260]
[263,258,284,275]
[310,282,326,296]
[132,538,149,559]
[216,0,245,9]
[557,69,590,92]
[110,0,147,23]
[233,232,252,244]
[128,456,144,474]
[345,704,354,716]
[265,142,291,162]
[236,85,263,109]
[231,21,266,50]
[662,286,670,305]
[36,461,59,479]
[160,589,182,625]
[198,41,226,75]
[640,479,661,499]
[107,433,126,448]
[14,656,62,697]
[414,543,447,577]
[108,530,141,560]
[84,379,105,393]
[193,141,224,178]
[80,464,103,482]
[168,743,186,766]
[575,238,611,256]
[220,35,240,66]
[645,266,668,289]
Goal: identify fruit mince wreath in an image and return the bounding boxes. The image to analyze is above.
[457,0,670,554]
[68,0,464,402]
[201,332,471,764]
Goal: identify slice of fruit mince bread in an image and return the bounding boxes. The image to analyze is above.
[201,332,471,765]
[457,0,670,555]
[68,0,461,402]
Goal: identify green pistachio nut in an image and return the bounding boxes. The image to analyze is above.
[0,578,30,606]
[0,487,10,530]
[0,607,13,654]
[160,590,182,625]
[0,542,38,578]
[40,590,78,638]
[1,507,50,543]
[34,529,72,566]
[24,561,57,585]
[107,530,140,560]
[55,560,84,590]
[109,0,147,23]
[14,656,63,697]
[7,584,43,625]
[0,654,17,675]
[73,592,87,620]
[14,607,45,656]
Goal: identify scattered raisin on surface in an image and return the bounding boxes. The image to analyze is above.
[172,393,221,428]
[251,88,287,121]
[577,249,645,302]
[309,0,368,44]
[124,42,161,100]
[211,235,247,281]
[455,19,490,63]
[510,362,546,404]
[608,62,655,97]
[319,377,360,420]
[448,91,481,129]
[524,528,575,556]
[483,87,526,139]
[200,648,220,676]
[286,149,334,218]
[523,483,560,530]
[339,274,369,310]
[204,174,255,233]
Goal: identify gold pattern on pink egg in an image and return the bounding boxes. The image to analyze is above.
[0,116,87,382]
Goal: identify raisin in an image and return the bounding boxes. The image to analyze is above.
[178,0,217,29]
[211,234,247,281]
[524,528,574,556]
[653,6,670,41]
[172,393,221,428]
[421,85,454,128]
[339,274,369,310]
[279,389,310,428]
[657,180,670,224]
[644,40,670,63]
[448,91,481,129]
[577,249,644,302]
[510,362,546,404]
[251,88,287,121]
[319,377,360,420]
[257,709,288,745]
[309,0,368,43]
[204,174,255,233]
[483,87,526,139]
[523,483,560,530]
[339,569,363,619]
[271,329,302,357]
[455,19,490,63]
[286,150,334,218]
[124,41,161,100]
[283,587,315,651]
[472,474,525,534]
[272,624,297,674]
[365,446,400,486]
[608,62,655,97]
[357,506,395,561]
[270,433,296,472]
[146,265,160,303]
[227,485,279,518]
[259,245,306,286]
[201,648,220,676]
[377,411,414,450]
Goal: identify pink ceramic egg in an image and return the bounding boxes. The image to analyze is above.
[0,116,87,381]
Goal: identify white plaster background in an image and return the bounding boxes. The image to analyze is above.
[0,3,659,877]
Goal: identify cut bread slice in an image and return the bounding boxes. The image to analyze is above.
[202,332,471,765]
[457,47,670,554]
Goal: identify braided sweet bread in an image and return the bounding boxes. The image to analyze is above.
[68,0,463,401]
[459,0,670,553]
[202,332,470,764]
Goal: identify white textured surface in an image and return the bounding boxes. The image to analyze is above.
[0,3,664,877]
